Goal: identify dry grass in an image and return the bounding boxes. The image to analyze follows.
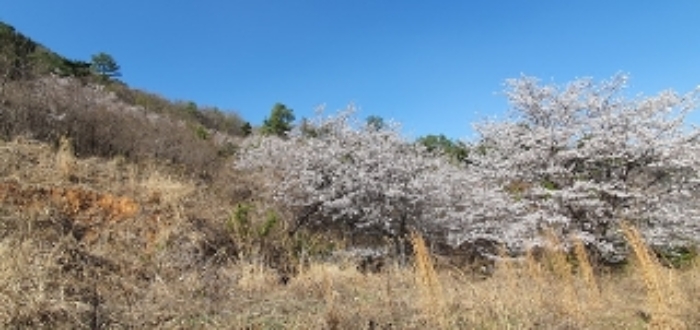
[411,231,447,328]
[0,138,699,329]
[56,135,76,181]
[139,170,195,206]
[621,222,688,329]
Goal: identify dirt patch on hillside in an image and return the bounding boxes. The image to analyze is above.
[0,180,140,243]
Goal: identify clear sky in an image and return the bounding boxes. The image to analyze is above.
[2,1,700,139]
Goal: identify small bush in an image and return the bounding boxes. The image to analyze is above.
[655,245,698,269]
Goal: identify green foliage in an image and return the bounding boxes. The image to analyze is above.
[261,103,295,137]
[217,142,238,158]
[541,179,558,191]
[241,122,252,136]
[106,83,247,137]
[290,230,338,261]
[90,52,121,79]
[299,117,331,138]
[655,245,698,269]
[0,21,44,80]
[366,115,385,131]
[299,118,316,137]
[199,107,245,136]
[417,134,470,163]
[0,22,107,82]
[184,101,199,119]
[57,59,92,77]
[229,203,255,256]
[259,211,279,238]
[228,204,283,255]
[194,125,209,140]
[226,203,336,266]
[229,203,252,237]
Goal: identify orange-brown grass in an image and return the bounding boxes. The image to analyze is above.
[1,138,699,329]
[411,231,447,327]
[55,135,76,181]
[621,222,688,329]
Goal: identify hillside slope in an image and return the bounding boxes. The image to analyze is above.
[0,20,247,177]
[0,137,249,327]
[0,137,698,329]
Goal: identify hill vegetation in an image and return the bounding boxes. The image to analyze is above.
[0,21,247,177]
[0,21,699,328]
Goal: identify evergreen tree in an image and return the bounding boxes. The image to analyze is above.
[366,115,385,131]
[241,122,253,136]
[261,103,295,137]
[90,52,121,79]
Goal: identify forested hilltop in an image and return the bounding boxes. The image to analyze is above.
[1,21,699,328]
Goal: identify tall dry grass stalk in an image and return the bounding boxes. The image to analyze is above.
[237,261,279,294]
[410,231,447,328]
[523,246,546,312]
[572,237,601,308]
[323,269,341,329]
[493,244,521,321]
[485,230,606,327]
[542,229,582,321]
[621,222,686,329]
[55,136,76,180]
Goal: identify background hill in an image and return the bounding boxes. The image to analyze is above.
[0,21,248,178]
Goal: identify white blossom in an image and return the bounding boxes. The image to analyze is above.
[474,74,700,257]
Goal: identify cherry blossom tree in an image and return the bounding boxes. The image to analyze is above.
[236,106,520,258]
[472,74,700,262]
[237,75,700,264]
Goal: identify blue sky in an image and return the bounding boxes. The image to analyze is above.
[2,1,700,139]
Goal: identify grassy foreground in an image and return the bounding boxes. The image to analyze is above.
[0,138,698,329]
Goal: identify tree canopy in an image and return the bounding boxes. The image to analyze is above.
[261,103,295,137]
[417,134,470,164]
[365,115,385,131]
[90,52,121,79]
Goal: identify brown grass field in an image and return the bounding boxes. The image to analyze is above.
[0,137,698,329]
